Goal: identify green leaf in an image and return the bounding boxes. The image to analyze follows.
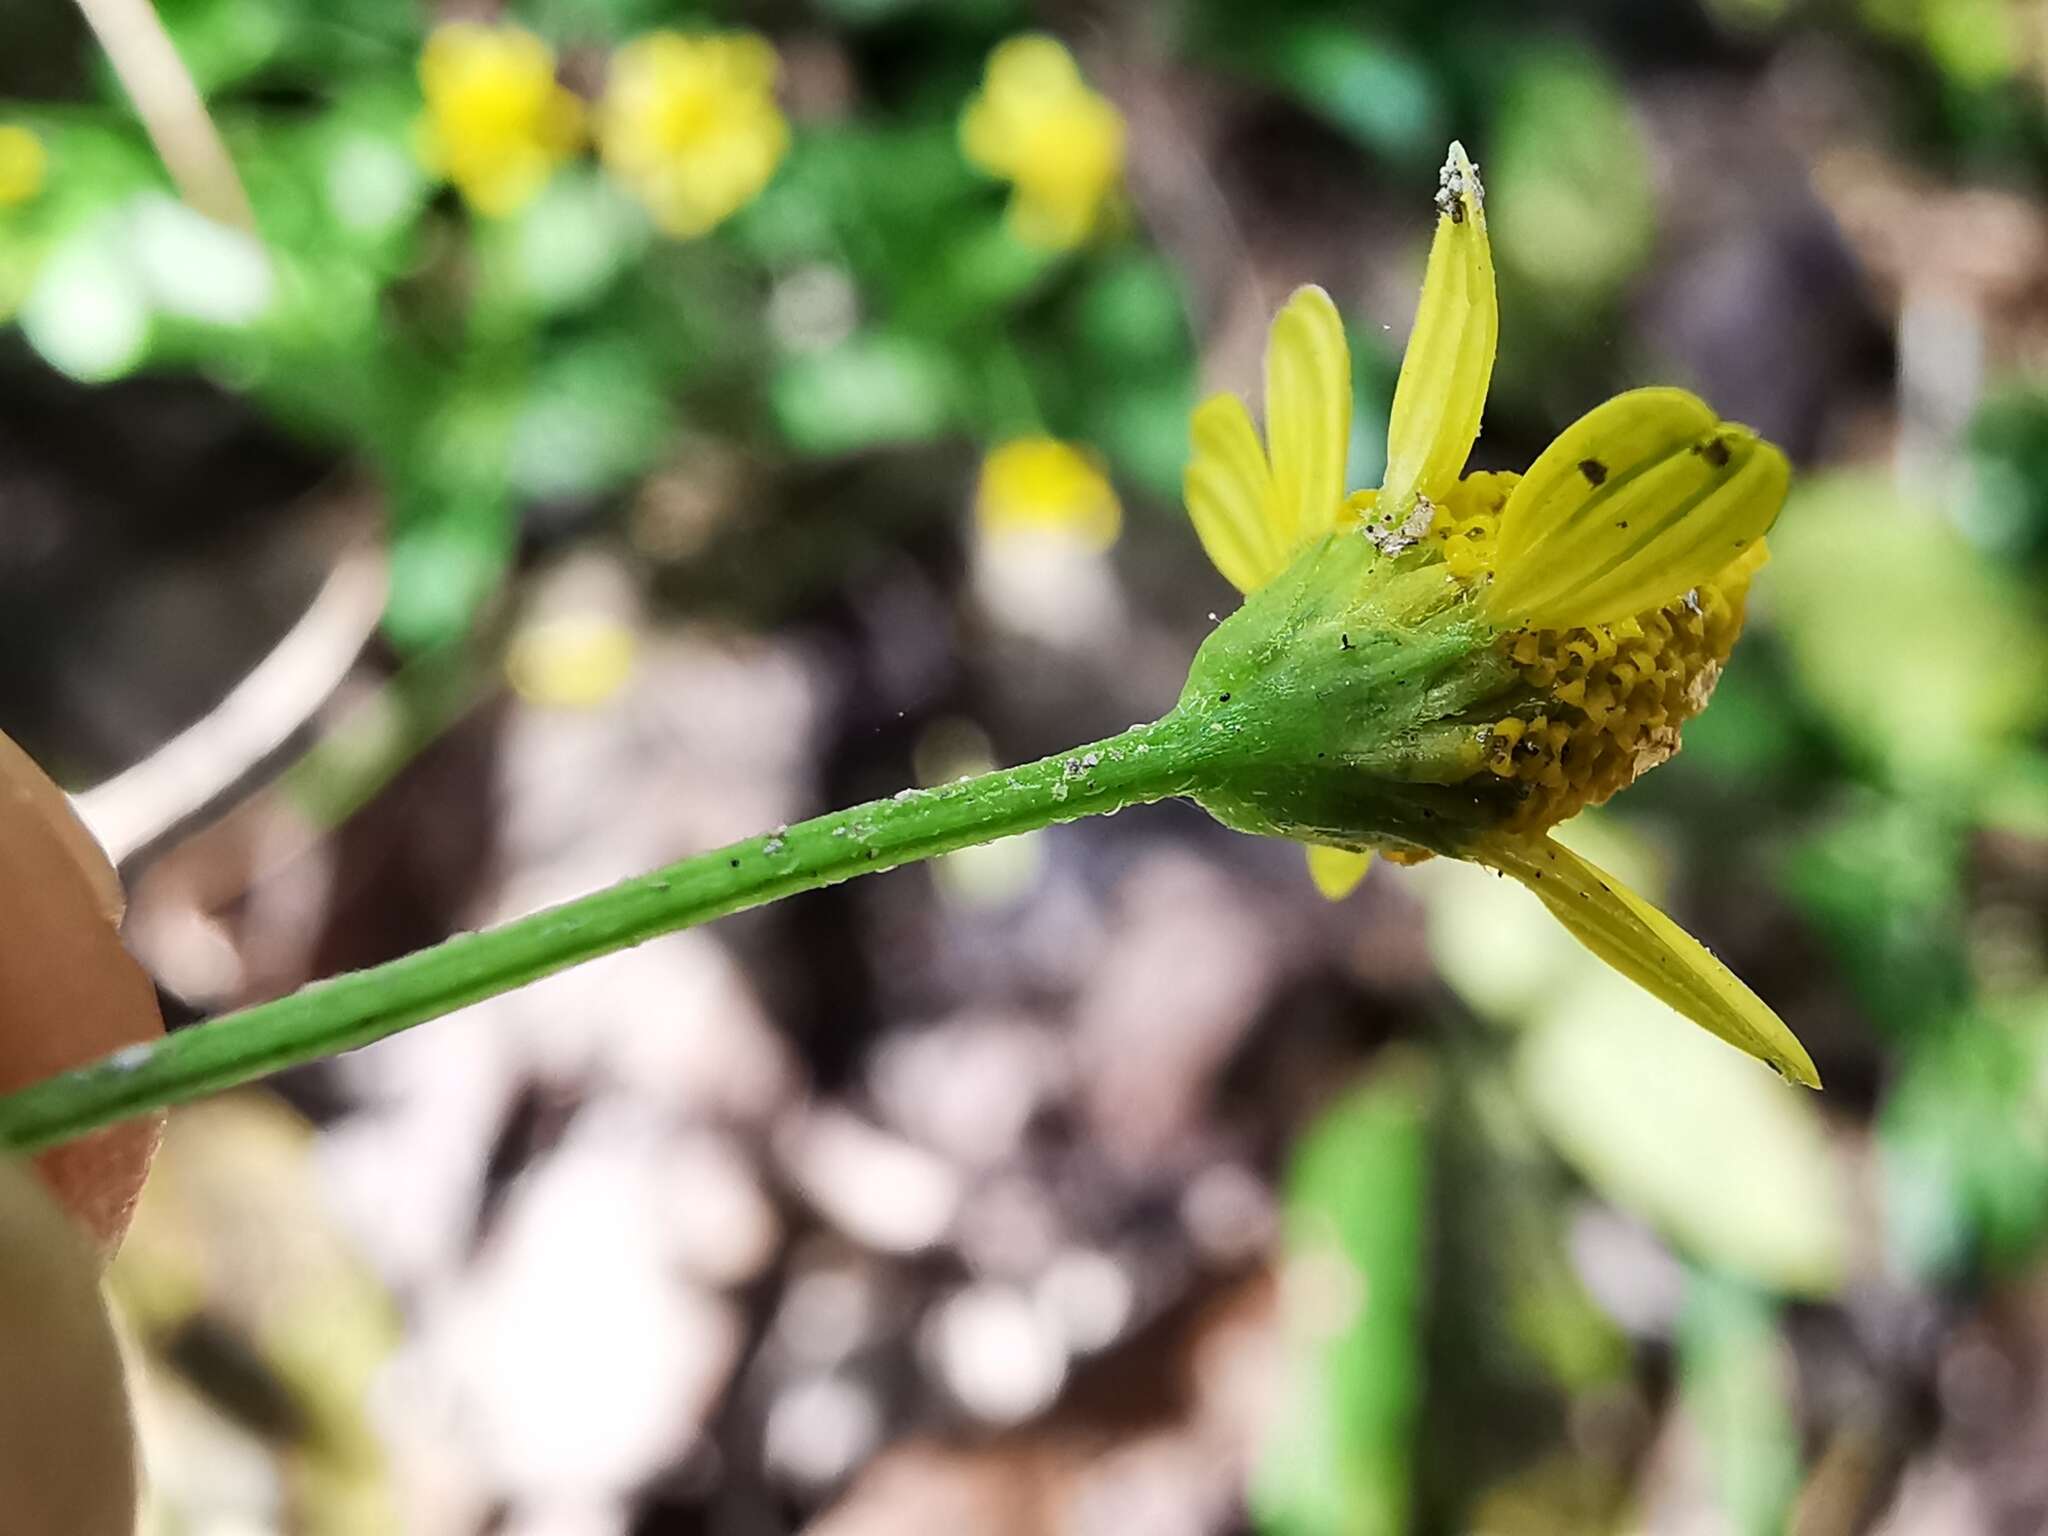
[1253,1058,1430,1536]
[1075,254,1189,369]
[772,333,956,456]
[384,493,513,655]
[506,336,673,501]
[1779,797,1969,1036]
[150,0,291,93]
[1097,377,1195,500]
[1514,960,1848,1297]
[1677,1274,1800,1536]
[936,218,1059,312]
[1767,472,2048,787]
[1962,385,2048,565]
[476,167,649,318]
[17,215,153,383]
[1880,1000,2048,1278]
[1257,25,1442,159]
[1489,47,1654,307]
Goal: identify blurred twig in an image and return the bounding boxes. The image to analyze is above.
[76,543,389,867]
[71,0,257,231]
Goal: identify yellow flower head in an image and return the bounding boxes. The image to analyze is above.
[0,126,48,208]
[598,31,789,239]
[415,23,585,218]
[961,34,1124,252]
[506,612,638,710]
[1180,144,1813,1087]
[974,436,1122,552]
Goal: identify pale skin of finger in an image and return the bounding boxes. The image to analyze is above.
[0,1159,140,1534]
[0,732,163,1252]
[0,730,126,925]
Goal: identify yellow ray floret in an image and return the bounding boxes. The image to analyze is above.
[1183,285,1351,594]
[1482,388,1787,631]
[1184,396,1283,594]
[1381,140,1496,516]
[1263,284,1352,550]
[1479,835,1819,1088]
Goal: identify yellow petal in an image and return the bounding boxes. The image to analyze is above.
[1184,392,1288,593]
[1482,387,1789,630]
[1306,844,1373,900]
[1479,834,1820,1088]
[1263,285,1351,548]
[1381,141,1497,514]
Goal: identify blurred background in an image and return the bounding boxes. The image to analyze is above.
[4,0,2048,1530]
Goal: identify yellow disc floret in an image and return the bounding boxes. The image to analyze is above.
[1421,482,1765,832]
[1422,469,1518,583]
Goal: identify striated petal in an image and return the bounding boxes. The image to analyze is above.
[1381,141,1497,514]
[1305,844,1373,900]
[1479,834,1820,1088]
[1263,285,1352,548]
[1184,392,1288,593]
[1483,387,1788,630]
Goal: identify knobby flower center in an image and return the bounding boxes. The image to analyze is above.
[1406,470,1761,835]
[1338,463,1762,848]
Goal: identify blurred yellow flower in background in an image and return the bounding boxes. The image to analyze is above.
[598,31,789,239]
[0,126,47,208]
[505,612,638,709]
[974,436,1122,551]
[961,35,1124,251]
[415,23,584,218]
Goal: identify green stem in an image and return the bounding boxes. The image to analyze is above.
[0,712,1216,1152]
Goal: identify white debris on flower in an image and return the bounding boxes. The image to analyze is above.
[1434,140,1484,223]
[1363,492,1437,557]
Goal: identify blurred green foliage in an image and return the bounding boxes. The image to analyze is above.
[1,0,1203,649]
[1678,1274,1800,1536]
[8,0,2048,1530]
[1255,1060,1429,1536]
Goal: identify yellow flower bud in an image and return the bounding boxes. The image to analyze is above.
[598,30,789,239]
[415,23,584,218]
[974,436,1122,552]
[960,35,1124,252]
